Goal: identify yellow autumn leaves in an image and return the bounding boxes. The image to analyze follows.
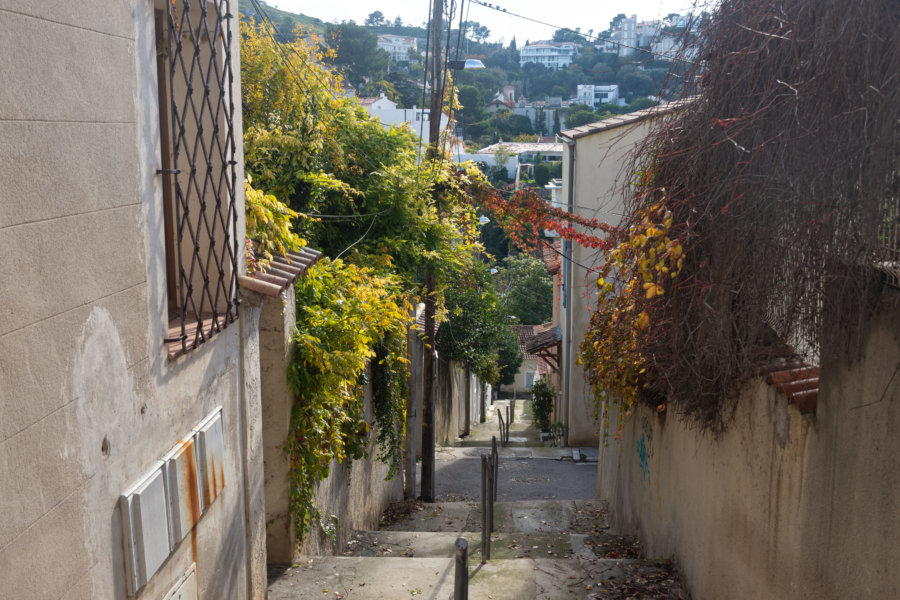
[580,201,686,437]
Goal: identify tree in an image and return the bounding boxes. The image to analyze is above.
[620,71,655,96]
[393,16,403,28]
[552,27,586,43]
[533,163,551,187]
[436,262,522,385]
[364,11,386,27]
[494,254,553,324]
[465,21,490,43]
[326,22,390,89]
[565,104,599,128]
[509,36,517,51]
[457,85,484,123]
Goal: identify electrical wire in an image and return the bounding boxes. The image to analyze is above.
[335,213,379,260]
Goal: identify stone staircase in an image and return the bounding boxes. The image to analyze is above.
[267,400,687,599]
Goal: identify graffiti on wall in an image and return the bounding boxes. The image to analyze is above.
[636,416,654,482]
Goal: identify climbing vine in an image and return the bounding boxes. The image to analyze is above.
[469,185,616,253]
[579,199,684,437]
[287,258,413,542]
[244,177,305,273]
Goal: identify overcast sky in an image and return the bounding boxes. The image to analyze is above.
[266,0,709,46]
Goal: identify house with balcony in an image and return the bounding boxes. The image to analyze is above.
[576,84,622,109]
[519,41,580,70]
[376,34,418,63]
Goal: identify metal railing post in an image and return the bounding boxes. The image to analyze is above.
[491,436,499,501]
[511,398,516,425]
[454,537,468,600]
[480,455,490,562]
[488,453,495,534]
[497,410,505,447]
[505,405,510,443]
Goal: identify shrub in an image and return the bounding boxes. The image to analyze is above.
[530,378,555,430]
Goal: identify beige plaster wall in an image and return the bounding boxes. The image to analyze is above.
[501,358,539,395]
[598,300,900,600]
[0,2,262,598]
[430,357,484,447]
[561,120,655,447]
[298,368,403,556]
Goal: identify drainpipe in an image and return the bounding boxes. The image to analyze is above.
[560,134,576,448]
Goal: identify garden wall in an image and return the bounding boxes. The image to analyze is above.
[598,301,900,599]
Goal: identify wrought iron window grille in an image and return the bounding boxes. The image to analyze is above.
[157,0,240,356]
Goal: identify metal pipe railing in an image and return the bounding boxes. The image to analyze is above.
[480,455,491,562]
[454,537,468,600]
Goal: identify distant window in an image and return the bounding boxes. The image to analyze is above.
[525,371,536,390]
[154,0,239,357]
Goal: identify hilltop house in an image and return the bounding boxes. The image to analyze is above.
[358,93,450,147]
[519,40,580,69]
[576,84,622,109]
[376,34,417,63]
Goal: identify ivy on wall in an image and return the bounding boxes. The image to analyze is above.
[286,258,413,542]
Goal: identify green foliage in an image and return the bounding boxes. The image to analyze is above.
[531,379,555,430]
[244,177,305,272]
[241,14,490,547]
[496,327,523,386]
[494,254,554,324]
[287,259,413,542]
[326,22,390,90]
[533,163,551,187]
[436,261,522,384]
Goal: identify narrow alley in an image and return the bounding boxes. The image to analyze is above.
[267,399,687,599]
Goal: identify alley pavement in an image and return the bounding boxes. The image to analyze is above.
[268,399,687,599]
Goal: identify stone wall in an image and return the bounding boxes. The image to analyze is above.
[598,299,900,599]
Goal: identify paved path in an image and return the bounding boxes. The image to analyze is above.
[268,399,687,599]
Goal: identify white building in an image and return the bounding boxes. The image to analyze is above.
[377,34,418,63]
[576,84,621,109]
[358,94,450,147]
[519,41,580,69]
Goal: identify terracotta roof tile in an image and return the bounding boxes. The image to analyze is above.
[511,324,539,359]
[238,247,322,298]
[763,364,819,415]
[525,326,561,354]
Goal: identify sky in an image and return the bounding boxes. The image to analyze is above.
[266,0,708,46]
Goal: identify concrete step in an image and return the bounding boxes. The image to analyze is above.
[344,530,580,560]
[267,555,664,600]
[379,500,608,534]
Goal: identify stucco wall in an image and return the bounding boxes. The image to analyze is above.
[598,300,900,600]
[429,357,484,447]
[560,119,655,446]
[0,2,262,598]
[501,357,539,395]
[298,369,403,556]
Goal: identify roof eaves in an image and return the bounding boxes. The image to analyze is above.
[558,98,694,141]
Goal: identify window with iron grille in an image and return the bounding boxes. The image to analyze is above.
[154,0,239,357]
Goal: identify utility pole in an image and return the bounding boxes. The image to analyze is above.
[420,0,444,503]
